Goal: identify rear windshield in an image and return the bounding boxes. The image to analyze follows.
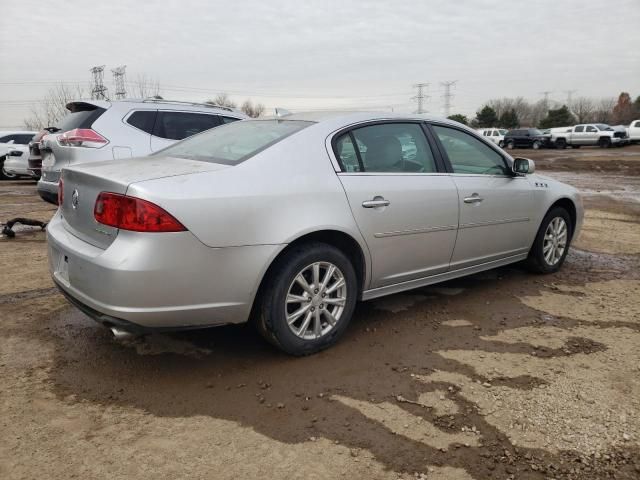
[156,119,313,165]
[56,104,106,132]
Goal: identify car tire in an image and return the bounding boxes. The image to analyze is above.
[498,141,504,148]
[506,141,515,150]
[573,145,581,149]
[0,157,18,180]
[598,137,611,148]
[256,242,358,356]
[555,138,567,149]
[525,207,572,274]
[532,141,541,150]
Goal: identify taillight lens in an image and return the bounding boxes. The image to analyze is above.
[94,192,186,232]
[58,128,108,148]
[58,178,63,206]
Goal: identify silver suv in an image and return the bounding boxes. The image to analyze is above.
[37,99,248,204]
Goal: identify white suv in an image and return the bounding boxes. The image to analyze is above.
[476,128,508,148]
[1,130,36,179]
[37,99,248,204]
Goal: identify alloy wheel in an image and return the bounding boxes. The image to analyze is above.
[543,217,568,266]
[285,261,347,340]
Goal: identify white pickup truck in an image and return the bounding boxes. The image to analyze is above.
[551,123,630,149]
[627,120,640,143]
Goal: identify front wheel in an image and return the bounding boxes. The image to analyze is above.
[598,137,611,148]
[555,139,567,149]
[257,242,358,356]
[506,141,515,150]
[532,140,541,150]
[526,207,572,274]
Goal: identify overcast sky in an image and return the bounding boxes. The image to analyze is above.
[1,0,639,128]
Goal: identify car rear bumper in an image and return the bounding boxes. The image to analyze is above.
[47,210,282,330]
[37,177,59,204]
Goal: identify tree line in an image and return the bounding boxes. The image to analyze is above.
[448,92,640,129]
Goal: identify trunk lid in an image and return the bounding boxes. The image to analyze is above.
[60,156,229,249]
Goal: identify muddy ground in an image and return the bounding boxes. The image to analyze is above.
[1,145,639,479]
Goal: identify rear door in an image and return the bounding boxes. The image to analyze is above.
[572,125,586,145]
[150,111,222,151]
[584,125,598,144]
[429,124,534,269]
[335,122,459,288]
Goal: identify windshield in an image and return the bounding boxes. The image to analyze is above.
[529,129,543,136]
[499,129,508,135]
[156,119,313,165]
[595,123,613,131]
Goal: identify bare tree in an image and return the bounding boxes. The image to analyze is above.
[240,99,265,118]
[129,74,162,99]
[571,97,596,123]
[23,83,86,130]
[593,97,616,124]
[206,93,237,109]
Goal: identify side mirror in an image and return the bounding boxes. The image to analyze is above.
[513,157,535,175]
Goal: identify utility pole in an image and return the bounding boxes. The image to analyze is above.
[441,80,457,117]
[540,90,552,106]
[412,83,429,114]
[90,65,108,100]
[564,89,577,107]
[111,65,127,100]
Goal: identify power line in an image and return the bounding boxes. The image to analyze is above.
[111,66,127,100]
[412,83,429,114]
[90,66,108,100]
[441,80,457,117]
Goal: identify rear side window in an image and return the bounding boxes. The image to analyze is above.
[574,126,584,132]
[153,112,221,140]
[126,110,157,134]
[433,125,508,175]
[156,119,312,165]
[16,134,34,144]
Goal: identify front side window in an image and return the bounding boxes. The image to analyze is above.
[492,130,499,136]
[16,134,35,144]
[156,119,312,165]
[342,123,436,173]
[432,125,508,175]
[153,112,221,140]
[586,126,597,132]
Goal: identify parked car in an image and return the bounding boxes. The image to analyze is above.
[625,120,640,143]
[2,145,37,179]
[36,99,248,204]
[27,128,55,180]
[0,130,36,180]
[48,112,583,355]
[503,128,549,150]
[477,128,508,147]
[551,123,629,149]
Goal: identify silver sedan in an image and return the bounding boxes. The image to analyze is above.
[48,112,583,355]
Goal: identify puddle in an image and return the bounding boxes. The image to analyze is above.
[543,170,640,203]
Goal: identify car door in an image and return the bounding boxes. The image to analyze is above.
[335,122,459,288]
[150,111,222,152]
[572,125,586,145]
[584,125,598,144]
[430,124,534,269]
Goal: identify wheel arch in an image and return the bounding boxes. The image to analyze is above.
[547,197,577,238]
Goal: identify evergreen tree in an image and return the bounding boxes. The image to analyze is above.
[475,106,498,128]
[539,105,574,129]
[447,114,468,125]
[499,108,519,128]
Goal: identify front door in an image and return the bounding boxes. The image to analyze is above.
[430,124,534,269]
[335,122,459,288]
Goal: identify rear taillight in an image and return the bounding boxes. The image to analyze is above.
[94,192,186,232]
[58,178,63,206]
[58,128,108,148]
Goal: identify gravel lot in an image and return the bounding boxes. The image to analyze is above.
[1,145,639,479]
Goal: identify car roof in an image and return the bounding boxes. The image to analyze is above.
[66,99,248,117]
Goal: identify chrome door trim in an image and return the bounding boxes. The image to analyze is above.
[459,217,530,229]
[361,252,528,301]
[374,224,457,238]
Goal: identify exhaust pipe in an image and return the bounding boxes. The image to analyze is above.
[109,326,137,341]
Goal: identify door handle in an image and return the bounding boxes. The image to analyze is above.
[463,194,484,204]
[362,197,390,208]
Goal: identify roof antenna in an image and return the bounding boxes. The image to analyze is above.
[275,108,291,117]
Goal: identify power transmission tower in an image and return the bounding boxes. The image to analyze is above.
[111,65,127,100]
[412,83,430,114]
[540,90,552,105]
[441,80,457,117]
[90,65,108,100]
[564,89,577,107]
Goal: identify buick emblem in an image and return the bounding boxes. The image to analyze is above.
[71,189,79,209]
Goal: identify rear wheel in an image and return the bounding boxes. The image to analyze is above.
[0,157,18,180]
[532,140,541,150]
[506,141,515,150]
[573,145,581,149]
[598,137,611,148]
[498,140,505,148]
[256,242,357,356]
[526,207,572,274]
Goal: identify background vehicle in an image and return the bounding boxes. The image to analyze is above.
[2,145,37,179]
[48,112,582,356]
[477,128,508,147]
[0,130,36,180]
[551,123,629,149]
[625,120,640,143]
[36,99,248,204]
[503,128,549,149]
